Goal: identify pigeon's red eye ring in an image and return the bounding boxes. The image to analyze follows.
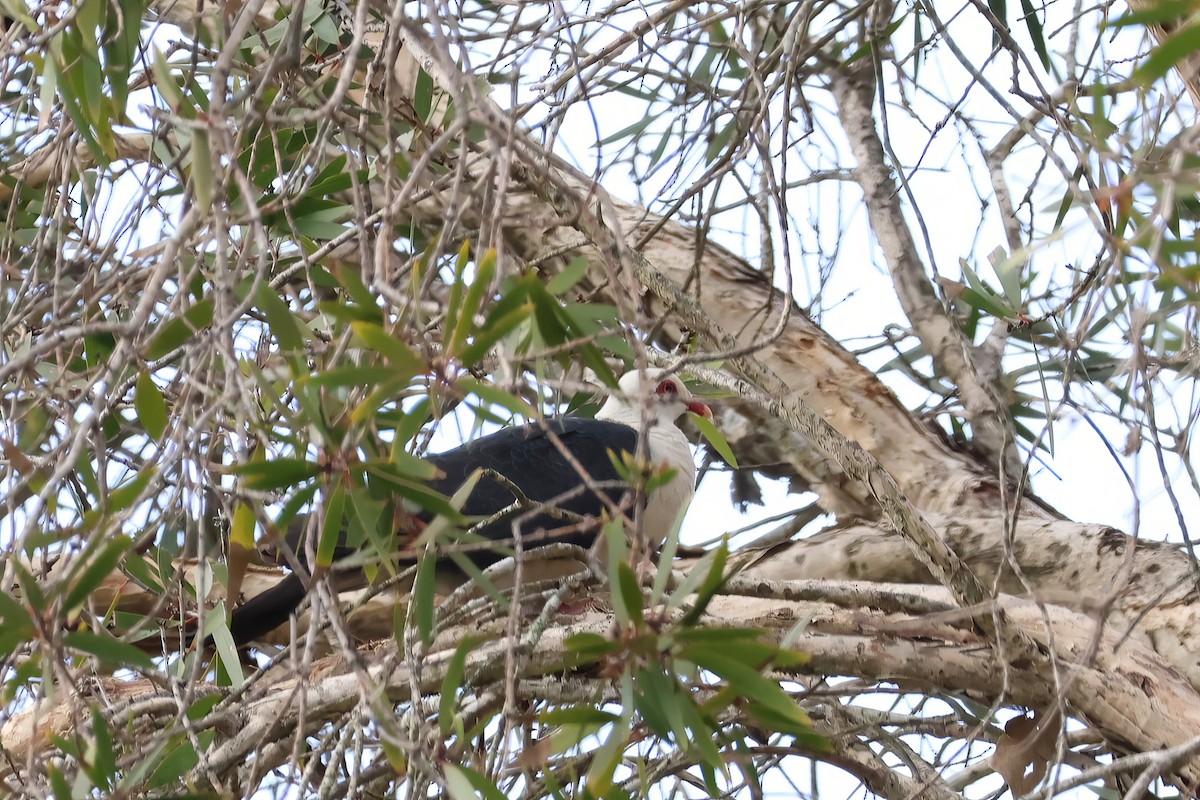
[656,379,679,396]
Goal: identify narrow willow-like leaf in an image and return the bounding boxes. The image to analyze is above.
[439,636,482,737]
[64,631,155,671]
[134,372,168,442]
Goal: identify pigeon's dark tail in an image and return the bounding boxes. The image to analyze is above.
[183,573,309,648]
[227,573,308,645]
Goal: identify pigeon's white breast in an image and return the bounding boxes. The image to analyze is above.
[640,425,698,545]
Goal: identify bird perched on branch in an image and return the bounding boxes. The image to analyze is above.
[209,369,713,646]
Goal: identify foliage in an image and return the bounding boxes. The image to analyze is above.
[0,0,1199,796]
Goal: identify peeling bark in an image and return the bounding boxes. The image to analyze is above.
[10,594,1200,791]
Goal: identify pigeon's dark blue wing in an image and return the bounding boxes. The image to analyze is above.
[218,418,640,646]
[423,417,640,566]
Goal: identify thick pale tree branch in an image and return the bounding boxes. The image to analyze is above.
[8,593,1200,790]
[744,513,1200,691]
[0,133,158,203]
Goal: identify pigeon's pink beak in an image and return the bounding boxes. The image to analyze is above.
[687,400,713,419]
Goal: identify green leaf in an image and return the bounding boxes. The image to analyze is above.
[293,206,350,240]
[309,157,356,196]
[959,258,1016,319]
[456,303,534,367]
[205,603,246,687]
[988,248,1023,310]
[690,647,810,722]
[690,42,719,84]
[681,539,729,626]
[229,496,255,561]
[704,118,738,165]
[76,0,101,57]
[352,372,420,424]
[439,636,482,737]
[349,487,387,579]
[273,487,320,551]
[146,737,201,789]
[135,372,168,442]
[598,112,659,146]
[144,298,215,360]
[412,552,437,645]
[446,550,508,611]
[650,506,685,608]
[666,543,719,612]
[446,248,497,357]
[458,377,537,419]
[414,67,435,122]
[318,298,386,327]
[564,631,618,660]
[673,687,724,769]
[1017,0,1050,69]
[844,17,906,64]
[443,243,471,347]
[745,701,827,744]
[64,631,155,670]
[102,0,142,121]
[187,694,222,721]
[612,561,644,628]
[634,664,684,739]
[526,280,571,347]
[443,763,477,800]
[545,256,592,296]
[47,763,73,799]
[0,0,37,32]
[444,764,507,800]
[231,458,318,491]
[120,553,165,595]
[531,719,618,763]
[365,462,465,524]
[692,411,736,468]
[960,286,1017,320]
[351,322,425,375]
[86,702,117,791]
[647,123,676,171]
[63,535,131,615]
[389,447,441,481]
[150,48,187,116]
[51,25,111,161]
[105,468,156,513]
[539,706,621,726]
[1113,0,1194,26]
[1136,21,1200,83]
[592,75,658,101]
[586,688,633,796]
[987,0,1006,45]
[0,591,36,656]
[190,127,214,211]
[318,482,346,569]
[328,264,384,319]
[674,626,763,644]
[255,282,309,361]
[300,1,341,45]
[602,516,628,572]
[1051,174,1080,232]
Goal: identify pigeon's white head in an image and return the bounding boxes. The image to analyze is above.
[597,369,712,428]
[595,369,711,542]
